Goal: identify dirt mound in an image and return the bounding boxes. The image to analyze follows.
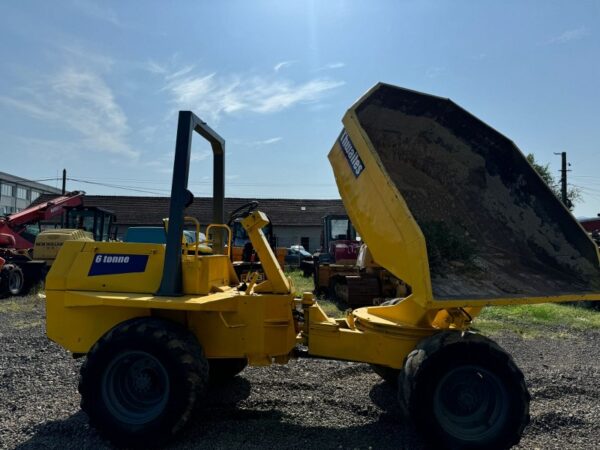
[355,84,600,300]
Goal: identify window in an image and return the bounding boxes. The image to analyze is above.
[1,184,13,197]
[330,218,350,240]
[30,190,40,201]
[16,187,28,199]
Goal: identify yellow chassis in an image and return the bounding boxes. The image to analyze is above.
[46,209,600,372]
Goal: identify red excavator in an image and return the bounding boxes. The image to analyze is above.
[0,191,85,249]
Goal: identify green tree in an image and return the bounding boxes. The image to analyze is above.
[526,153,581,210]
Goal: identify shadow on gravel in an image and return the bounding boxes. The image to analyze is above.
[14,377,425,450]
[369,381,403,414]
[172,380,424,450]
[14,411,111,450]
[528,411,587,434]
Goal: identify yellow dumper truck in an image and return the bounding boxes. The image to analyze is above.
[45,83,600,449]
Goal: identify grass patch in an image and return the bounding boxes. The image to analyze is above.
[0,294,43,314]
[13,319,43,330]
[472,303,600,338]
[285,269,346,318]
[286,269,314,297]
[316,299,347,318]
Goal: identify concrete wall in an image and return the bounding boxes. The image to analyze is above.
[272,225,321,252]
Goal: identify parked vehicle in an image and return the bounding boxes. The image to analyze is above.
[284,244,312,268]
[0,192,114,297]
[45,85,600,449]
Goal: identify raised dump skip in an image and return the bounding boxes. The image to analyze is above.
[352,84,600,299]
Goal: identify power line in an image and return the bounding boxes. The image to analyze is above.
[29,177,62,182]
[69,176,335,187]
[572,184,600,194]
[67,178,171,195]
[570,175,600,180]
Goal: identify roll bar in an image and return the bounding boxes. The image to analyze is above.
[157,111,225,296]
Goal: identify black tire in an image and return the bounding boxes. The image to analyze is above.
[312,259,321,294]
[398,331,530,450]
[370,364,400,385]
[0,266,9,299]
[330,277,348,303]
[7,265,25,296]
[208,358,248,384]
[79,317,209,448]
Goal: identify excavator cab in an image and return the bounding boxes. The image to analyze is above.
[63,206,116,241]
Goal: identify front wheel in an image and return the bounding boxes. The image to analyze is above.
[398,331,530,450]
[7,265,24,296]
[79,317,209,448]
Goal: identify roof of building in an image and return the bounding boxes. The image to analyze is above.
[0,171,62,194]
[580,217,600,232]
[34,194,346,227]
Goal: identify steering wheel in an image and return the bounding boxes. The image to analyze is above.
[227,201,259,226]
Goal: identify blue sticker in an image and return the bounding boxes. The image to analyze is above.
[88,254,149,276]
[339,130,365,177]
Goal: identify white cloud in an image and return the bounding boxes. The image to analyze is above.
[325,62,345,70]
[274,61,296,72]
[165,69,344,122]
[165,65,195,80]
[0,68,137,159]
[239,136,283,147]
[315,62,346,71]
[144,60,168,75]
[547,27,590,44]
[258,137,282,145]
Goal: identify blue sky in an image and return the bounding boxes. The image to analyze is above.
[0,0,599,218]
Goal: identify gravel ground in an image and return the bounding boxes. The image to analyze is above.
[1,295,599,449]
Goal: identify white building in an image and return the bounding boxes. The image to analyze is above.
[0,171,62,215]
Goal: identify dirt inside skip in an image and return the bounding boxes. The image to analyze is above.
[358,103,600,300]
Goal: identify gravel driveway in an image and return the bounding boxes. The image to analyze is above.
[1,295,598,449]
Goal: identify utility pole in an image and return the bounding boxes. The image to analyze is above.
[554,152,571,209]
[61,169,66,195]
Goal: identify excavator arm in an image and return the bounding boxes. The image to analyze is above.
[0,191,84,249]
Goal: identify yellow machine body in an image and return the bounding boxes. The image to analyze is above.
[46,214,297,366]
[42,91,600,450]
[32,228,93,266]
[47,85,600,373]
[328,83,600,312]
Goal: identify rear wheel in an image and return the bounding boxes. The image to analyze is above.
[398,331,530,450]
[330,277,348,303]
[0,265,25,298]
[0,266,9,298]
[79,317,209,448]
